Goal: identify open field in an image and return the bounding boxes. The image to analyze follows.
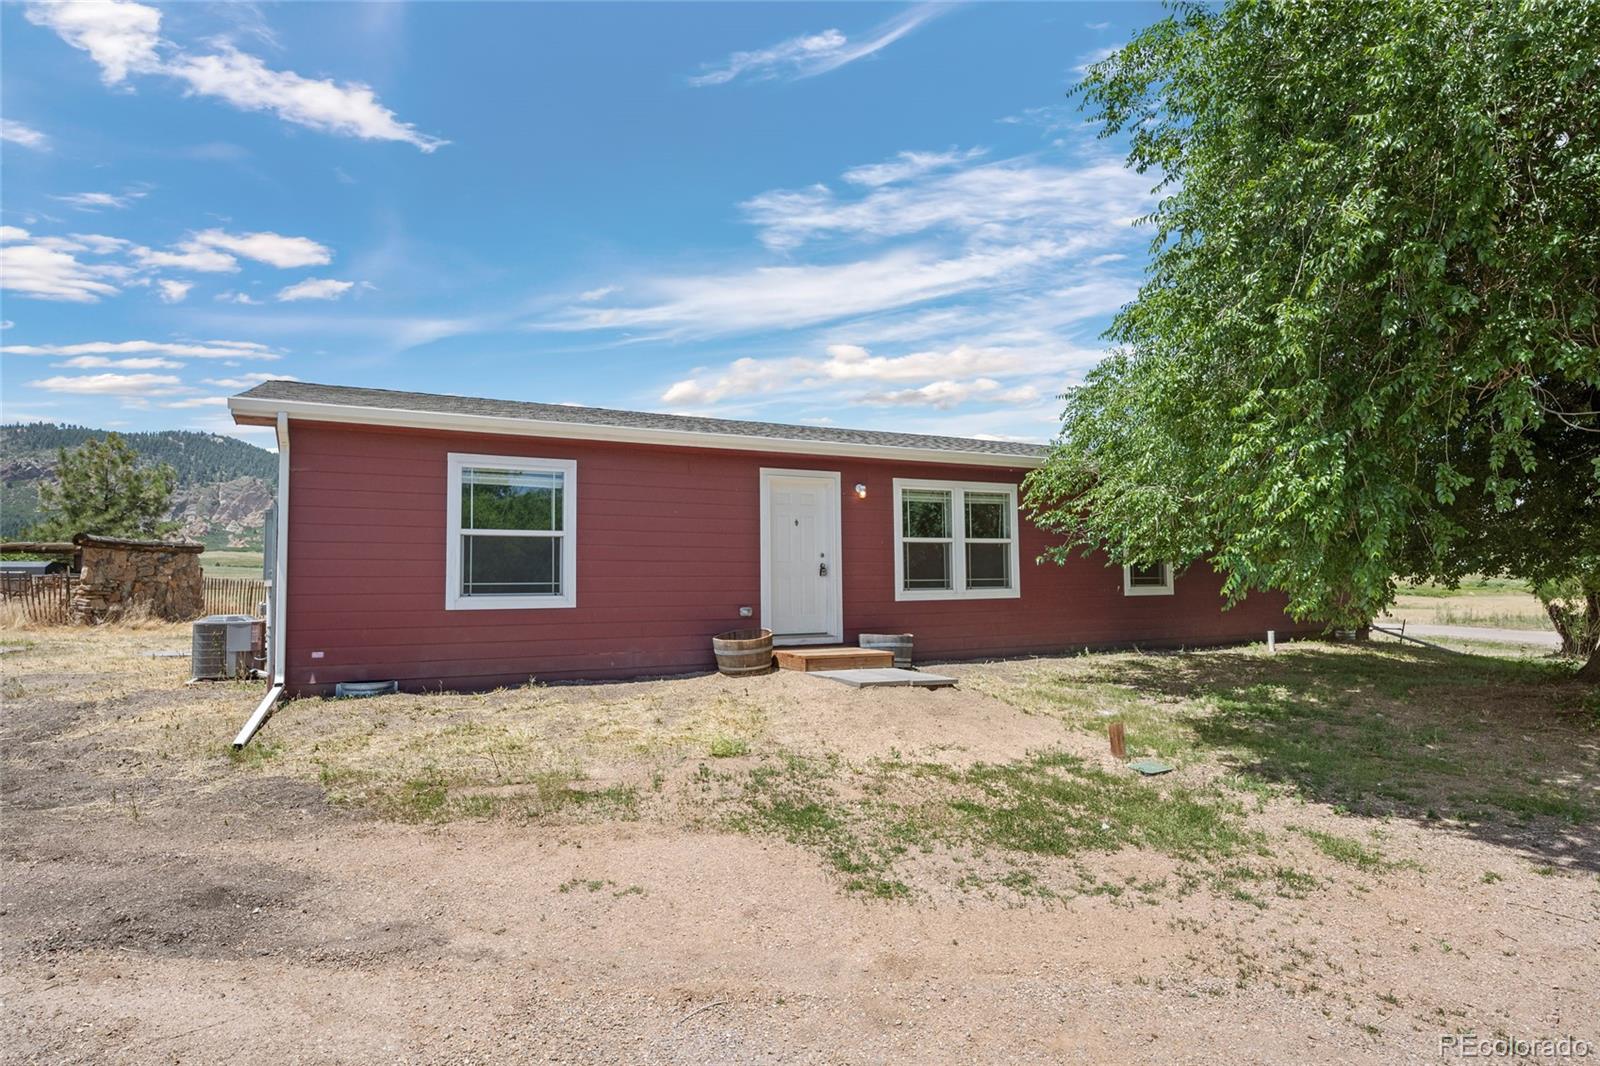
[199,550,264,580]
[2,624,1596,1064]
[1380,577,1553,632]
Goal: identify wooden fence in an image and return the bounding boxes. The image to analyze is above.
[204,576,268,618]
[2,573,267,625]
[0,573,73,625]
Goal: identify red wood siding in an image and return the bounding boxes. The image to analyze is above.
[283,421,1318,694]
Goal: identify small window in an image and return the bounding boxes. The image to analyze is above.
[446,454,577,610]
[1123,562,1175,596]
[893,479,1020,600]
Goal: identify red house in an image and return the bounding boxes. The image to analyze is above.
[229,381,1315,696]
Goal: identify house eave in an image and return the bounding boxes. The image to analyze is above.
[228,395,1047,469]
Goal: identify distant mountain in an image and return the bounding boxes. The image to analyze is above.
[0,423,276,548]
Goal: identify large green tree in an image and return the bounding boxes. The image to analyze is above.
[30,434,179,541]
[1024,0,1600,676]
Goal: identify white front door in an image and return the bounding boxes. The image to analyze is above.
[762,470,841,644]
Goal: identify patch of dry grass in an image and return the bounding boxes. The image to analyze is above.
[18,624,772,824]
[10,623,1595,901]
[1380,584,1552,631]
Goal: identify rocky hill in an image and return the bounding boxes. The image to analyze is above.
[1,423,275,548]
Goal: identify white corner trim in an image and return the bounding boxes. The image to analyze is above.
[229,395,1043,469]
[891,476,1022,602]
[1122,563,1176,596]
[759,467,843,645]
[445,452,578,610]
[271,413,290,684]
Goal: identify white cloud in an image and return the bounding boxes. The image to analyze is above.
[842,148,986,187]
[68,233,132,254]
[28,372,185,396]
[26,0,445,151]
[276,277,354,302]
[26,0,162,85]
[54,355,185,369]
[195,229,330,268]
[131,239,238,273]
[1,119,49,150]
[578,284,620,302]
[158,396,231,408]
[202,372,297,389]
[166,47,448,152]
[858,379,1040,409]
[52,190,145,211]
[3,339,279,360]
[0,229,128,302]
[690,29,846,87]
[553,244,1057,338]
[542,143,1149,429]
[215,290,261,304]
[156,279,193,303]
[742,156,1148,251]
[537,135,1144,436]
[661,341,1062,408]
[690,5,945,86]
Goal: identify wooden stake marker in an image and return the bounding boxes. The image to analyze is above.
[1108,721,1127,760]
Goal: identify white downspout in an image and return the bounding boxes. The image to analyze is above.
[233,412,290,749]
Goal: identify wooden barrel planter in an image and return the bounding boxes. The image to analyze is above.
[713,628,773,676]
[859,632,913,668]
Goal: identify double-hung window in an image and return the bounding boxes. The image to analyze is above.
[893,478,1021,600]
[446,453,577,610]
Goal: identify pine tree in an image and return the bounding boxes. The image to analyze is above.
[31,434,179,540]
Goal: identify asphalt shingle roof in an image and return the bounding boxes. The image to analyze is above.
[234,380,1051,460]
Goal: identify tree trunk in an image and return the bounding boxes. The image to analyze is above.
[1544,590,1600,660]
[1578,643,1600,682]
[1571,592,1600,681]
[1545,598,1578,655]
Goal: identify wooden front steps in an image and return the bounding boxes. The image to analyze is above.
[773,646,894,672]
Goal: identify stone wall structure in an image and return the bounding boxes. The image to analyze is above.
[70,533,204,622]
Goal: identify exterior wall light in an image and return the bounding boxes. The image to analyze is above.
[854,483,868,499]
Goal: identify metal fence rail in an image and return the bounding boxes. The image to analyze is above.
[203,576,267,618]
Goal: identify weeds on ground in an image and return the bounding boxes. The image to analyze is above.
[711,747,1277,901]
[975,645,1596,830]
[1294,827,1404,873]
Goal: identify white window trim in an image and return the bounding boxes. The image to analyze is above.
[1122,562,1175,596]
[446,452,577,611]
[892,477,1022,602]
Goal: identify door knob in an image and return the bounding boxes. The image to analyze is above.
[818,561,828,577]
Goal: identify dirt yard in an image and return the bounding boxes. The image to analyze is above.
[2,624,1596,1065]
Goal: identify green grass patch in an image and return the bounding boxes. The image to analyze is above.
[357,765,638,824]
[708,735,750,758]
[227,738,283,769]
[721,748,1258,901]
[982,645,1595,830]
[1296,828,1399,873]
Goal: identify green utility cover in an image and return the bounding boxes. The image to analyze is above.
[1127,758,1174,776]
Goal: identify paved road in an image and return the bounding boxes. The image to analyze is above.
[1374,622,1561,648]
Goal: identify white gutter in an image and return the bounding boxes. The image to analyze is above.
[232,412,290,750]
[228,395,1045,470]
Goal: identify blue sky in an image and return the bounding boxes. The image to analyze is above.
[1,1,1159,447]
